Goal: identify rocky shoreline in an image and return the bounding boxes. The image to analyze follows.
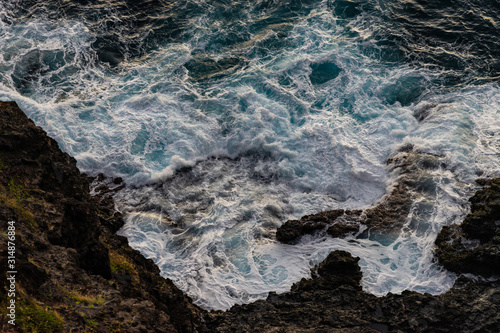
[0,101,206,332]
[1,101,499,332]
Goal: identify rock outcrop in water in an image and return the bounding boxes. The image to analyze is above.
[208,248,500,332]
[277,145,448,244]
[210,196,500,332]
[435,178,500,277]
[210,155,500,331]
[1,101,499,332]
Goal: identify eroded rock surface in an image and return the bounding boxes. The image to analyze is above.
[0,101,207,332]
[276,145,449,244]
[435,178,500,276]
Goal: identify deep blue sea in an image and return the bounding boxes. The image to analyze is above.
[1,0,499,309]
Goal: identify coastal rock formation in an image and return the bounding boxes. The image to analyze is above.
[209,251,500,332]
[211,159,500,331]
[435,178,500,276]
[276,145,448,244]
[0,101,206,332]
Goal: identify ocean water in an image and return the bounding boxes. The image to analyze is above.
[1,0,499,309]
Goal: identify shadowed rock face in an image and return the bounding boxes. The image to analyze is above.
[435,178,500,276]
[0,101,111,278]
[208,249,500,333]
[0,101,207,332]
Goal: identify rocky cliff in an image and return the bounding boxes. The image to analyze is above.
[1,101,499,332]
[0,101,207,332]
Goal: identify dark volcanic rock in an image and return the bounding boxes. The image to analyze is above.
[462,178,500,242]
[276,210,344,243]
[326,221,360,238]
[292,250,363,292]
[435,178,500,276]
[276,147,447,244]
[0,101,206,332]
[208,249,500,332]
[0,100,111,278]
[277,209,364,244]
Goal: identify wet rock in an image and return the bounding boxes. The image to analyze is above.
[277,147,447,244]
[276,209,344,243]
[309,61,342,85]
[293,250,363,292]
[185,56,245,81]
[435,178,500,276]
[327,222,360,237]
[462,178,500,243]
[208,248,500,332]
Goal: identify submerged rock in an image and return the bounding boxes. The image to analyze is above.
[185,56,245,82]
[309,61,342,85]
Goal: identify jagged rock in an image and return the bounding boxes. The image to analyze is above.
[0,101,111,278]
[207,248,500,332]
[276,210,345,243]
[0,101,207,332]
[435,178,500,276]
[277,209,364,244]
[462,178,500,242]
[292,250,363,292]
[326,222,360,238]
[276,147,450,244]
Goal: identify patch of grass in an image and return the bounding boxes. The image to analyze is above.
[107,320,124,332]
[8,177,29,200]
[56,284,105,306]
[5,288,65,333]
[84,317,98,330]
[0,183,36,228]
[0,178,37,228]
[0,289,63,332]
[69,291,105,306]
[109,251,136,275]
[17,302,64,333]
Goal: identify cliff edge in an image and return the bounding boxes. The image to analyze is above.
[0,101,207,332]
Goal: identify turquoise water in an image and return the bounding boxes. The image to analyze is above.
[0,0,499,309]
